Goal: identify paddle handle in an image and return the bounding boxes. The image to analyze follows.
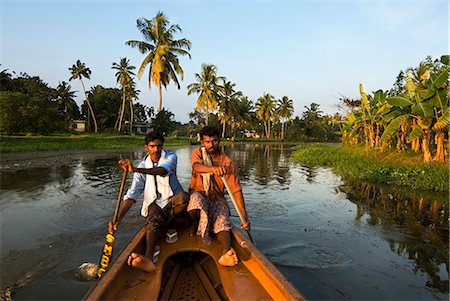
[97,169,128,278]
[221,176,255,245]
[113,169,128,224]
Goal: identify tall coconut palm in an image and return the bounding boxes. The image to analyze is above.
[255,93,276,138]
[126,11,191,113]
[55,81,78,126]
[125,79,140,133]
[112,57,136,132]
[276,96,294,140]
[187,64,223,125]
[235,96,255,138]
[218,80,241,138]
[69,60,98,132]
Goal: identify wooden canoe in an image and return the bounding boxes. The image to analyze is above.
[83,218,306,301]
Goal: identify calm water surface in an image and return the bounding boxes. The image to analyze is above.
[0,144,448,300]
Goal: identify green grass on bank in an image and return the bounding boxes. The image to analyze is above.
[292,144,449,192]
[0,134,289,153]
[0,134,192,153]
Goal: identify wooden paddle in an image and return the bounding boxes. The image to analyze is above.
[221,176,255,246]
[96,169,128,278]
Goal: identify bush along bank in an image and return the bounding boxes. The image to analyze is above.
[291,144,448,192]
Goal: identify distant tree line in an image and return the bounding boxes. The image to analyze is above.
[184,63,340,141]
[0,65,339,141]
[0,67,155,135]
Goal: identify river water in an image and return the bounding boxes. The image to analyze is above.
[0,143,448,300]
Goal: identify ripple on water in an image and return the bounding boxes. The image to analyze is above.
[264,242,353,270]
[243,200,289,218]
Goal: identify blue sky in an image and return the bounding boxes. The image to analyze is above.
[1,0,448,123]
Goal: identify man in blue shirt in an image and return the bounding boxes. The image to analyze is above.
[108,131,188,273]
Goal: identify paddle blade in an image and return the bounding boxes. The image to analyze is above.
[97,233,116,278]
[77,262,99,281]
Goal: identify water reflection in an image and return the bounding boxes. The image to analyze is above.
[224,143,293,187]
[341,182,449,293]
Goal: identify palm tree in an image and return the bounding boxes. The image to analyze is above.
[234,96,255,139]
[55,81,78,126]
[69,60,98,132]
[112,57,136,132]
[218,80,242,138]
[255,93,276,138]
[126,11,191,113]
[276,96,294,140]
[187,64,223,125]
[125,79,140,133]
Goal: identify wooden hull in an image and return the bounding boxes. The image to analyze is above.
[83,219,305,301]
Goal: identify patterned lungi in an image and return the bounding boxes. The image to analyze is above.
[187,191,232,245]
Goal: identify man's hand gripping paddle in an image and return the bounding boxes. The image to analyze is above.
[96,169,128,278]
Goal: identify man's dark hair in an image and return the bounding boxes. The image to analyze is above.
[200,126,221,140]
[145,131,165,145]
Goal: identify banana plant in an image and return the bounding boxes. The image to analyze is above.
[382,56,449,162]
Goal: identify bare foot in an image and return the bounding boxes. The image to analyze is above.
[127,252,156,273]
[218,248,238,267]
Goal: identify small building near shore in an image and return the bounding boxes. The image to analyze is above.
[244,130,260,138]
[132,123,153,135]
[71,120,86,132]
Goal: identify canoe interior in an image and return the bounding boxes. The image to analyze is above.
[160,252,227,300]
[84,216,305,301]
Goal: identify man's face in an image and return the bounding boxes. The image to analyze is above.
[201,135,220,154]
[145,139,163,161]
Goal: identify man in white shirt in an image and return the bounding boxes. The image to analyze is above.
[108,131,188,273]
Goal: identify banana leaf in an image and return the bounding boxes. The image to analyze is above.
[429,69,448,89]
[381,115,408,142]
[429,88,447,109]
[406,127,423,143]
[411,102,434,117]
[387,96,413,107]
[432,108,450,131]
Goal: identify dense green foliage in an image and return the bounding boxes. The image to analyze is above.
[285,103,341,142]
[85,86,122,131]
[0,74,67,134]
[0,70,154,135]
[151,109,180,135]
[292,144,448,192]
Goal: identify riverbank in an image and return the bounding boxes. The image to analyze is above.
[0,135,193,153]
[0,135,284,153]
[291,143,448,192]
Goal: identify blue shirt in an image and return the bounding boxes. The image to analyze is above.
[123,151,184,211]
